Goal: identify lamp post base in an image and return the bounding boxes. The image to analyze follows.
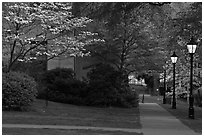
[172,102,176,109]
[142,94,144,103]
[163,98,166,104]
[189,96,194,119]
[189,107,194,119]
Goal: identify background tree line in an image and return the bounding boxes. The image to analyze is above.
[72,2,202,94]
[2,2,202,109]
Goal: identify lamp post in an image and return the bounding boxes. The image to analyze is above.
[171,52,178,109]
[187,37,197,119]
[163,69,166,104]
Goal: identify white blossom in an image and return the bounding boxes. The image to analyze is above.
[3,2,104,64]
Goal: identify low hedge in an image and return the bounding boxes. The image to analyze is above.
[37,68,88,105]
[38,66,139,108]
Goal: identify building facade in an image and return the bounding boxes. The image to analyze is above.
[47,55,99,80]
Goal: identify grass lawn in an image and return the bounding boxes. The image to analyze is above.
[2,128,142,135]
[159,100,202,134]
[2,99,141,135]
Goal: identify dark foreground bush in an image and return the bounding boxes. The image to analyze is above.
[38,68,88,105]
[86,64,139,108]
[194,87,202,107]
[2,71,38,111]
[38,66,139,108]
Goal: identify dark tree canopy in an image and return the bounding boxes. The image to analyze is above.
[72,2,201,77]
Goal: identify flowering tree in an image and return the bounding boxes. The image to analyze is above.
[2,2,103,72]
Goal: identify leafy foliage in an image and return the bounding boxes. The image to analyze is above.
[2,2,104,72]
[39,66,139,108]
[41,68,75,84]
[87,64,139,107]
[158,3,202,97]
[73,2,202,97]
[73,3,201,76]
[38,68,88,105]
[2,71,38,111]
[72,3,176,74]
[2,2,201,108]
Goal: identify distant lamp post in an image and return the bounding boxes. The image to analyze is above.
[187,37,197,119]
[171,52,178,109]
[163,69,166,104]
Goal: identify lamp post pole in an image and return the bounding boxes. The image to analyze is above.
[171,51,178,109]
[172,62,176,109]
[186,36,197,119]
[163,69,166,104]
[189,53,194,119]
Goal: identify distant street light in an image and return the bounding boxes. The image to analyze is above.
[187,37,197,119]
[171,52,178,109]
[163,69,166,104]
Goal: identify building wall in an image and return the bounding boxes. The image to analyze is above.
[75,56,99,80]
[47,55,99,81]
[47,56,74,70]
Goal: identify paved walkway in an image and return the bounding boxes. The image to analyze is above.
[139,103,198,135]
[139,94,199,135]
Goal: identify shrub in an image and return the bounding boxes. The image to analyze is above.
[86,63,139,107]
[194,87,202,107]
[38,68,88,105]
[2,71,38,111]
[37,68,75,99]
[38,66,139,108]
[41,68,75,86]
